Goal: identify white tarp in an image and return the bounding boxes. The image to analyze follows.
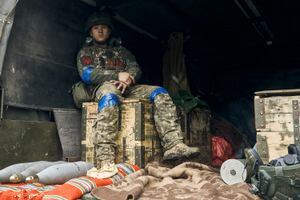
[0,0,18,75]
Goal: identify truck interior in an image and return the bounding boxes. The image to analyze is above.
[1,0,299,168]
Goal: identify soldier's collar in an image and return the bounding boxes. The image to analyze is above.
[92,41,109,48]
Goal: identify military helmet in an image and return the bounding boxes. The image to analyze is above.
[85,12,114,33]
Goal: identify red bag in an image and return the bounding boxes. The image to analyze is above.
[212,136,235,167]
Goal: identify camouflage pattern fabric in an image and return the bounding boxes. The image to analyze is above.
[94,106,119,163]
[77,44,141,86]
[93,82,184,166]
[72,44,185,165]
[72,44,141,107]
[152,93,183,150]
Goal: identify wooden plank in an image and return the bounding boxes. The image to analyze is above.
[82,102,98,119]
[257,113,294,132]
[256,96,300,114]
[122,99,149,104]
[255,89,300,97]
[257,131,294,163]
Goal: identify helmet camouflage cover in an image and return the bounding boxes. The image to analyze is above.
[85,12,114,33]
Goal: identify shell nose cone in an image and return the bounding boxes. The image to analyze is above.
[25,175,39,183]
[9,174,21,183]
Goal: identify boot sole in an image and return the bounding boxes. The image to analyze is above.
[163,151,201,161]
[187,151,201,159]
[163,153,184,161]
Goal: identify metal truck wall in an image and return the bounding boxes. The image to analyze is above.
[0,119,62,168]
[1,0,95,110]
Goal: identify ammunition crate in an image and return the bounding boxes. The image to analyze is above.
[178,107,212,164]
[255,89,300,163]
[81,99,163,168]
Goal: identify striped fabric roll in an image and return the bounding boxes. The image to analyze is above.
[43,163,139,200]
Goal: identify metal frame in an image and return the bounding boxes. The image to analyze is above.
[233,0,273,45]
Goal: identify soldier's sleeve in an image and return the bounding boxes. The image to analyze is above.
[121,47,142,83]
[77,48,119,85]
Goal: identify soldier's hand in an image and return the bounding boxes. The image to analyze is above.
[118,72,132,86]
[111,80,128,94]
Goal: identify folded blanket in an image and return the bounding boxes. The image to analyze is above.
[0,163,139,200]
[92,162,261,200]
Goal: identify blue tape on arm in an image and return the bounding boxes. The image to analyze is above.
[82,66,94,84]
[98,93,119,111]
[149,87,168,102]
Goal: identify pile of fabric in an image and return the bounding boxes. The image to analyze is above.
[0,161,261,200]
[92,162,260,200]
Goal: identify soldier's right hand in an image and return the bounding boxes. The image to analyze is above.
[110,80,128,94]
[118,72,132,86]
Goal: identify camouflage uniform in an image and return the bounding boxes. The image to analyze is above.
[72,43,198,167]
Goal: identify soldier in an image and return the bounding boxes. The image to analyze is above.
[72,12,200,178]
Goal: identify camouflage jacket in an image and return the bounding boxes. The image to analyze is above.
[77,44,142,86]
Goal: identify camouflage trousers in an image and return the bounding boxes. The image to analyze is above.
[73,81,183,162]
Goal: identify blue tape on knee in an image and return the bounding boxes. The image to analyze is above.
[98,93,119,111]
[82,66,93,84]
[149,87,168,102]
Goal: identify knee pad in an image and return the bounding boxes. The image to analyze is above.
[149,87,168,102]
[98,93,119,111]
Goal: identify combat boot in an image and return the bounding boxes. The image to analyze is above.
[163,142,200,161]
[87,159,118,179]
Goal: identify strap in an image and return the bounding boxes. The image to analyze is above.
[259,170,271,195]
[290,177,300,188]
[275,166,284,176]
[274,192,294,200]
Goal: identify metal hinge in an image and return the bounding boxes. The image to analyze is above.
[293,100,300,146]
[255,97,266,129]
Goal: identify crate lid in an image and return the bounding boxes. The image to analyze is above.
[255,89,300,97]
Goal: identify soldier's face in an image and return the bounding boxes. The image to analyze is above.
[90,24,111,43]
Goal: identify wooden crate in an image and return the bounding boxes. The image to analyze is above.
[254,89,300,164]
[81,99,163,168]
[179,107,212,164]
